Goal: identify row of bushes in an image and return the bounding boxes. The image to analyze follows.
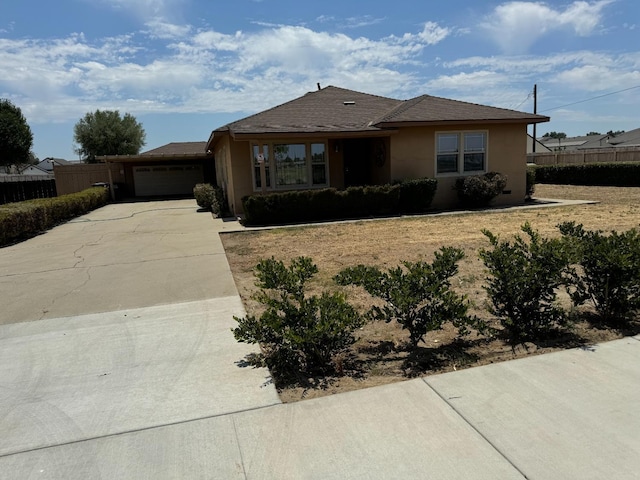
[241,178,438,226]
[233,223,640,380]
[0,187,110,246]
[534,162,640,186]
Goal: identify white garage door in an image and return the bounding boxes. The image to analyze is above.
[133,165,204,196]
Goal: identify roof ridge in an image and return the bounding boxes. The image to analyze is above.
[372,94,428,125]
[218,86,400,132]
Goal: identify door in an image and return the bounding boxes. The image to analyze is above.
[343,139,371,187]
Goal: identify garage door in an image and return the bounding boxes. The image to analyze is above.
[133,165,204,196]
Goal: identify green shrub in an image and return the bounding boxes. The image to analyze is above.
[455,172,507,207]
[559,222,640,323]
[479,223,571,341]
[396,178,438,214]
[242,179,438,226]
[526,165,536,199]
[335,247,482,349]
[534,163,640,186]
[232,257,363,377]
[193,183,216,211]
[0,187,109,246]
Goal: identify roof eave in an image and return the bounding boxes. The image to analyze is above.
[99,152,212,163]
[374,117,550,128]
[228,128,399,141]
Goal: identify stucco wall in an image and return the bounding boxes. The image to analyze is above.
[213,135,253,215]
[390,123,528,209]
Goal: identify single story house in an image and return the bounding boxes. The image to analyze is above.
[97,141,214,198]
[207,86,549,215]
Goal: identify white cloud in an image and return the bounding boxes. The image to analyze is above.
[418,22,451,45]
[482,1,613,54]
[144,18,192,39]
[551,64,640,91]
[0,22,448,122]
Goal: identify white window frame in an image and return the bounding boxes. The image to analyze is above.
[435,131,488,177]
[250,141,329,191]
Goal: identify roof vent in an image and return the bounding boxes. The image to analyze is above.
[343,101,356,106]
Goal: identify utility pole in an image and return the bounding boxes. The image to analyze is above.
[532,84,538,153]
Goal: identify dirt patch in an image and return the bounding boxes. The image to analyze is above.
[221,185,640,402]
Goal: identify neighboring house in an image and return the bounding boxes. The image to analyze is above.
[581,127,640,149]
[1,164,50,175]
[207,86,549,215]
[17,164,51,176]
[38,157,71,173]
[95,141,214,197]
[539,129,640,151]
[539,134,606,151]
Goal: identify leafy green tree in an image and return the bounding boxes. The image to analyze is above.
[542,131,567,139]
[73,110,146,163]
[585,131,601,136]
[0,99,34,169]
[606,130,625,136]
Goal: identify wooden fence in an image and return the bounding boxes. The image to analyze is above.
[528,147,640,165]
[0,176,57,205]
[54,163,125,196]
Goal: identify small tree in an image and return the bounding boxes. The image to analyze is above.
[335,247,481,349]
[73,110,146,163]
[0,99,34,170]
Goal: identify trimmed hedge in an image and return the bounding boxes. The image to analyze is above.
[454,172,507,207]
[0,187,110,246]
[534,162,640,186]
[242,178,438,226]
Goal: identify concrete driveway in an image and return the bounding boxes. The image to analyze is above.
[0,200,280,461]
[0,201,238,324]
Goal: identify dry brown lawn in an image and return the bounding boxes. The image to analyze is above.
[221,185,640,402]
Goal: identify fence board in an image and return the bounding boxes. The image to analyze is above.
[528,147,640,165]
[0,177,57,204]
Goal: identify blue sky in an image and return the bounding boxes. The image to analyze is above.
[1,0,638,160]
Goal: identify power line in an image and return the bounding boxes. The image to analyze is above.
[540,85,640,113]
[512,92,532,110]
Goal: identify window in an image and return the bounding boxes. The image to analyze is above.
[252,145,271,188]
[436,132,487,175]
[311,143,327,185]
[275,144,307,186]
[251,142,328,190]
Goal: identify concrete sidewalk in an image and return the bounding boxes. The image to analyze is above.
[1,200,639,479]
[2,336,638,479]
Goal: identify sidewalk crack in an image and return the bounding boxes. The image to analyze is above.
[422,379,530,479]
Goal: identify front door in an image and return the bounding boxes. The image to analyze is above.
[343,139,371,187]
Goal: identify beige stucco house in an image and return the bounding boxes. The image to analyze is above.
[207,86,549,215]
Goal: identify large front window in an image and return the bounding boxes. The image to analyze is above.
[252,142,328,190]
[436,132,487,175]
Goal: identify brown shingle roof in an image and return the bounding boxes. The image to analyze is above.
[216,86,403,136]
[141,141,207,155]
[373,95,549,126]
[211,86,549,142]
